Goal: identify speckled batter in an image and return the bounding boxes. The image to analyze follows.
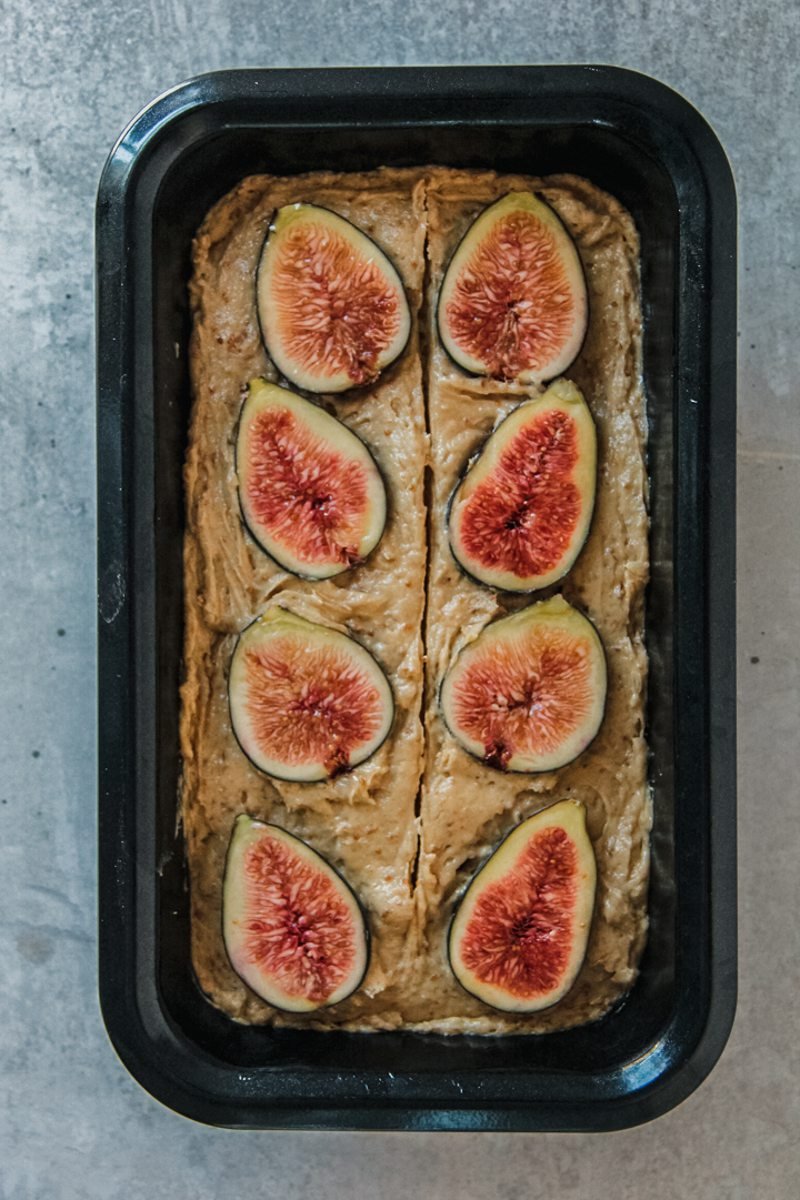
[181,166,650,1033]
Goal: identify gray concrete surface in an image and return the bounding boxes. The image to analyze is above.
[1,1,798,1197]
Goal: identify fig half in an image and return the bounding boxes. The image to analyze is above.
[236,378,387,578]
[448,379,596,592]
[257,203,411,393]
[448,800,596,1013]
[440,595,606,773]
[223,815,369,1012]
[437,191,587,383]
[229,607,394,782]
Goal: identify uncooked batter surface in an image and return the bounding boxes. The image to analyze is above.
[181,166,650,1033]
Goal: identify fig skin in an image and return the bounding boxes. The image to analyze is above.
[448,800,597,1013]
[228,607,394,783]
[447,378,597,593]
[437,191,588,384]
[439,595,607,774]
[257,203,412,394]
[222,815,370,1012]
[235,377,387,580]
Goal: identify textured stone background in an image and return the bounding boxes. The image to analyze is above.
[1,1,798,1197]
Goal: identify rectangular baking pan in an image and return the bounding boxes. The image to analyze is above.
[96,65,737,1131]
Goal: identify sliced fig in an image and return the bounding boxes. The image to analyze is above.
[437,191,587,382]
[440,595,606,773]
[448,379,596,592]
[257,203,411,393]
[448,800,596,1013]
[223,815,369,1011]
[229,607,394,782]
[236,378,387,578]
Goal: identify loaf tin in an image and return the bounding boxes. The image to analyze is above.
[96,66,737,1130]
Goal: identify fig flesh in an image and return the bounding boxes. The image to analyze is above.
[440,595,606,773]
[448,800,596,1013]
[448,379,596,592]
[223,815,369,1011]
[437,191,587,383]
[229,607,394,782]
[236,378,387,578]
[257,203,411,393]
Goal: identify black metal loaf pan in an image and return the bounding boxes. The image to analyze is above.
[96,66,737,1131]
